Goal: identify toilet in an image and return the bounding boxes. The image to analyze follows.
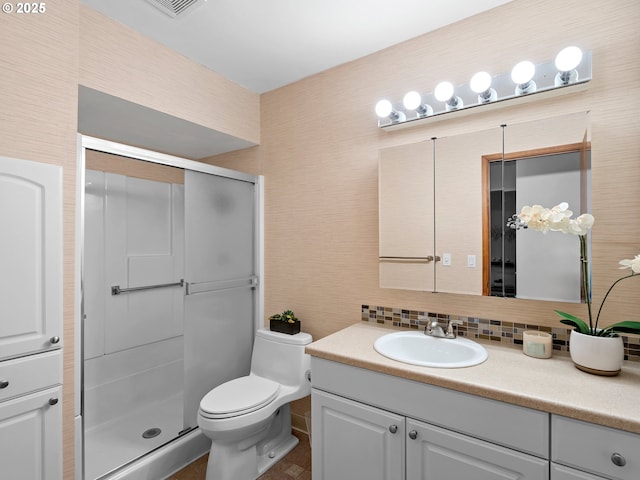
[197,328,313,480]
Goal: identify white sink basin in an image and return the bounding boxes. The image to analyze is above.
[373,331,488,368]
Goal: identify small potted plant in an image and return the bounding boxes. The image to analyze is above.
[269,309,301,335]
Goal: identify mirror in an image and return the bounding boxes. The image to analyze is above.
[378,111,590,302]
[484,112,591,302]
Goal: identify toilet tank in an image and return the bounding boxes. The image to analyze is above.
[251,329,312,387]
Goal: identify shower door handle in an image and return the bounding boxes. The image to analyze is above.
[111,279,184,295]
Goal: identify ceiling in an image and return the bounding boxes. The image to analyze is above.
[80,0,514,94]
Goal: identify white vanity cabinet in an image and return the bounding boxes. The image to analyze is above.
[311,357,549,480]
[0,156,63,480]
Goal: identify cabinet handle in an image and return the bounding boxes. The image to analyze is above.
[388,425,398,434]
[611,452,626,467]
[48,398,59,406]
[50,336,60,344]
[0,380,8,389]
[408,430,418,440]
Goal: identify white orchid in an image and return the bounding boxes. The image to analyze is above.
[509,202,639,336]
[619,255,640,274]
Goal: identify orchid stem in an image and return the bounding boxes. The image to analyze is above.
[594,272,638,332]
[579,235,593,333]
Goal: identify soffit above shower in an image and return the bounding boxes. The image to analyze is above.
[78,86,256,160]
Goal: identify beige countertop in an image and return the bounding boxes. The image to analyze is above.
[306,322,640,434]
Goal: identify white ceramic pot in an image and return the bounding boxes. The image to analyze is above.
[569,330,624,376]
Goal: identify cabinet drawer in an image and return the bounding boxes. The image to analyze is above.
[552,415,640,480]
[0,351,62,402]
[312,357,549,457]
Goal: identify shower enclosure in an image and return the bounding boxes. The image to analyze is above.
[77,137,263,479]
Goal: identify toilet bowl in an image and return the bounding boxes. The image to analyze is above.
[197,328,312,480]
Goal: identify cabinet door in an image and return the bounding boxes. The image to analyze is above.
[434,127,501,295]
[0,156,62,361]
[312,389,404,480]
[0,386,62,480]
[378,141,434,291]
[552,463,606,480]
[406,418,548,480]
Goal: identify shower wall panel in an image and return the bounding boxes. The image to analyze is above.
[105,173,185,354]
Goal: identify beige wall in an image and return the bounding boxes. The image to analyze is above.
[1,3,80,477]
[208,0,640,345]
[79,5,260,145]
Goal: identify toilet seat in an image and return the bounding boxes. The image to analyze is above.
[199,375,280,419]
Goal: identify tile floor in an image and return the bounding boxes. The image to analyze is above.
[169,430,311,480]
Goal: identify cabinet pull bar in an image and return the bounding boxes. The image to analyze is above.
[111,279,184,296]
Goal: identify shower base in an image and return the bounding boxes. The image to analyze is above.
[85,394,187,479]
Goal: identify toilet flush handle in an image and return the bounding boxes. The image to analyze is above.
[305,370,311,383]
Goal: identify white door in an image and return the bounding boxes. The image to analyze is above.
[0,386,62,480]
[0,156,62,361]
[406,418,548,480]
[312,389,404,480]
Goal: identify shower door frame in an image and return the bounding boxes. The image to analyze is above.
[75,134,264,479]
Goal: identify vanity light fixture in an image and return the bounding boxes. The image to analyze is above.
[375,99,406,123]
[434,81,463,111]
[403,91,433,117]
[470,71,497,103]
[554,46,583,86]
[375,46,591,130]
[511,61,537,95]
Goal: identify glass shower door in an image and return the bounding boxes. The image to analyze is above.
[183,170,257,428]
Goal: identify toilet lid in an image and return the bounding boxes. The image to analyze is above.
[199,375,280,419]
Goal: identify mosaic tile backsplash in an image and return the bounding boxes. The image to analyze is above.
[362,305,640,362]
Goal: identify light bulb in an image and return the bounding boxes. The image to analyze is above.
[403,91,422,110]
[555,46,582,72]
[375,99,393,118]
[511,61,535,85]
[470,71,492,94]
[434,81,454,102]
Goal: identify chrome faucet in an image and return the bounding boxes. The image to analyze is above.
[424,319,463,339]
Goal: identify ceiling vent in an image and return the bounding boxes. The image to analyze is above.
[145,0,206,18]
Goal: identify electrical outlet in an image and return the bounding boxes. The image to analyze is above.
[442,253,451,266]
[467,255,476,267]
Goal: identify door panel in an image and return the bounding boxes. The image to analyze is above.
[407,418,548,480]
[183,170,256,428]
[103,173,184,354]
[0,387,62,480]
[312,390,404,480]
[0,156,62,361]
